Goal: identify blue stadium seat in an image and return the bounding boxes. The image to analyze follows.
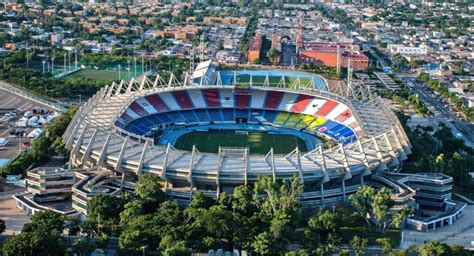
[180,110,198,123]
[235,109,249,119]
[207,109,222,122]
[249,109,264,122]
[194,109,210,122]
[262,110,278,123]
[221,109,234,121]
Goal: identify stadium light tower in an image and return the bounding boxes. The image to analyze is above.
[74,49,78,69]
[347,58,352,88]
[142,54,145,74]
[64,53,67,73]
[336,45,341,75]
[118,64,122,80]
[189,48,194,72]
[200,34,205,61]
[128,59,131,80]
[134,57,137,77]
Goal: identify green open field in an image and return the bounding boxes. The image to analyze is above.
[235,75,312,87]
[174,131,308,155]
[65,68,141,81]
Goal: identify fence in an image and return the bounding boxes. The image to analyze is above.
[0,82,67,112]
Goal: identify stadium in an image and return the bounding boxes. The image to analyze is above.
[63,61,411,206]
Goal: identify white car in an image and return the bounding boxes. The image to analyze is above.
[0,138,9,147]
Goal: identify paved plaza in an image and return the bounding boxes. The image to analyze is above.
[0,197,30,235]
[401,205,474,249]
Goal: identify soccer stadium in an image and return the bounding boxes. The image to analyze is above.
[63,61,412,206]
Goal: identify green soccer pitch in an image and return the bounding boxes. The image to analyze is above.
[174,130,308,155]
[65,68,141,81]
[234,74,312,87]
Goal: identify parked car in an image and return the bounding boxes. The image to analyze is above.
[9,129,27,137]
[0,138,9,147]
[24,111,33,118]
[21,141,31,149]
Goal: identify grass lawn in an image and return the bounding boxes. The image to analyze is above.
[174,130,307,155]
[65,68,137,81]
[236,75,312,88]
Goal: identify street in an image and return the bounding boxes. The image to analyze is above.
[397,74,474,148]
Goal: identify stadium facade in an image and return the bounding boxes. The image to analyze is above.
[63,62,412,206]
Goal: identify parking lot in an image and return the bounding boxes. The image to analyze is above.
[0,89,57,166]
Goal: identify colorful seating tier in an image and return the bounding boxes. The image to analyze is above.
[115,89,361,144]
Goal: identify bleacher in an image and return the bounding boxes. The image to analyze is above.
[116,88,361,144]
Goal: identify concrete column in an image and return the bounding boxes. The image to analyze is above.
[342,179,346,201]
[320,182,325,205]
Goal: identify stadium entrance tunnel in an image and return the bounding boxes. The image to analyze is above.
[157,124,323,155]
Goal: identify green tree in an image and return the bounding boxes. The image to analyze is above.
[420,240,450,256]
[253,176,303,221]
[372,187,394,234]
[348,185,375,230]
[308,209,338,238]
[376,237,394,255]
[0,218,5,234]
[197,205,247,251]
[120,200,143,225]
[163,241,192,256]
[23,210,64,233]
[266,48,281,65]
[252,232,277,255]
[69,238,95,256]
[350,236,368,256]
[135,172,166,205]
[2,230,66,256]
[324,233,341,255]
[231,185,255,216]
[88,194,124,224]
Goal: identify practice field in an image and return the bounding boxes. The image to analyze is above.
[218,70,327,91]
[174,130,308,154]
[65,68,137,81]
[234,74,312,87]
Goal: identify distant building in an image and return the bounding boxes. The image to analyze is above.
[14,167,81,216]
[383,172,466,232]
[50,34,63,46]
[13,167,134,218]
[72,170,134,215]
[248,33,262,64]
[388,44,428,56]
[298,42,369,70]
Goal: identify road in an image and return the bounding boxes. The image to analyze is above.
[397,74,474,148]
[363,42,474,147]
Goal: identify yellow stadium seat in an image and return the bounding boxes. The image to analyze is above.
[307,116,327,130]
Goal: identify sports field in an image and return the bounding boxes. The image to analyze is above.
[174,130,308,154]
[65,68,138,81]
[234,74,312,87]
[218,70,327,90]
